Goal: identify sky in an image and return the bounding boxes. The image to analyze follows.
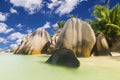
[0,0,119,51]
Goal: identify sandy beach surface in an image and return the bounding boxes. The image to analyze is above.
[0,52,120,80]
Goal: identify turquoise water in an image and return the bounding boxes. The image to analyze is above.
[0,53,120,80]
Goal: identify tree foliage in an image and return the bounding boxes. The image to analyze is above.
[53,21,65,32]
[57,21,65,28]
[91,0,120,42]
[70,15,77,18]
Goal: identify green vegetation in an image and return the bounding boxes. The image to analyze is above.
[53,21,65,32]
[91,0,120,42]
[53,0,120,44]
[70,14,77,18]
[57,21,65,28]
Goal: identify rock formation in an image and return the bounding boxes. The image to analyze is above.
[51,29,62,46]
[110,37,120,53]
[5,50,12,53]
[46,48,80,68]
[46,29,63,53]
[91,33,111,56]
[14,28,51,55]
[55,18,96,57]
[11,46,18,53]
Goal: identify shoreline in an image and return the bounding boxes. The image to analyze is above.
[111,52,120,56]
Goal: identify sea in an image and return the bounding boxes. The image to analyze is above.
[0,52,120,80]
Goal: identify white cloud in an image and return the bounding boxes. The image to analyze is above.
[0,48,5,52]
[0,48,3,51]
[16,23,24,29]
[8,32,26,40]
[0,37,8,44]
[10,0,43,14]
[47,0,87,16]
[0,23,14,34]
[52,23,58,28]
[41,22,51,29]
[4,28,14,34]
[9,32,26,49]
[10,8,18,14]
[16,39,23,44]
[10,44,18,49]
[0,12,7,21]
[27,29,33,34]
[47,0,62,10]
[55,0,85,16]
[0,23,7,33]
[9,0,87,15]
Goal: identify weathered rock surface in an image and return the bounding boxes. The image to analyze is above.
[110,37,120,53]
[51,29,62,46]
[11,46,18,53]
[46,29,63,54]
[92,33,111,56]
[55,18,96,57]
[14,28,51,55]
[46,48,80,68]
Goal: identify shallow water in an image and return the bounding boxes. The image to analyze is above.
[0,53,120,80]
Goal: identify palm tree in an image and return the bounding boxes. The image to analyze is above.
[91,0,120,43]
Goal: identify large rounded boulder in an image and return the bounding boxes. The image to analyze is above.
[55,18,96,57]
[14,28,51,55]
[46,48,80,68]
[92,33,111,56]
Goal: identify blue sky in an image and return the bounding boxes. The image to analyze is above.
[0,0,119,51]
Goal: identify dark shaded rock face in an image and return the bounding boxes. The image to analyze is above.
[46,48,80,68]
[110,37,120,53]
[41,41,51,54]
[55,18,96,57]
[92,33,111,56]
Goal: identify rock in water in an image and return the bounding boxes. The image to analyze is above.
[46,48,80,68]
[55,18,96,57]
[14,28,51,55]
[92,33,111,56]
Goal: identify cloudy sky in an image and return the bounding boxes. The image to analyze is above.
[0,0,119,51]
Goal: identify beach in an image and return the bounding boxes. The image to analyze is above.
[0,52,120,80]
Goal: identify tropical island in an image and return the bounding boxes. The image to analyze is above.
[0,0,120,80]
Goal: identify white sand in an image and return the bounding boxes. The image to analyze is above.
[111,52,120,56]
